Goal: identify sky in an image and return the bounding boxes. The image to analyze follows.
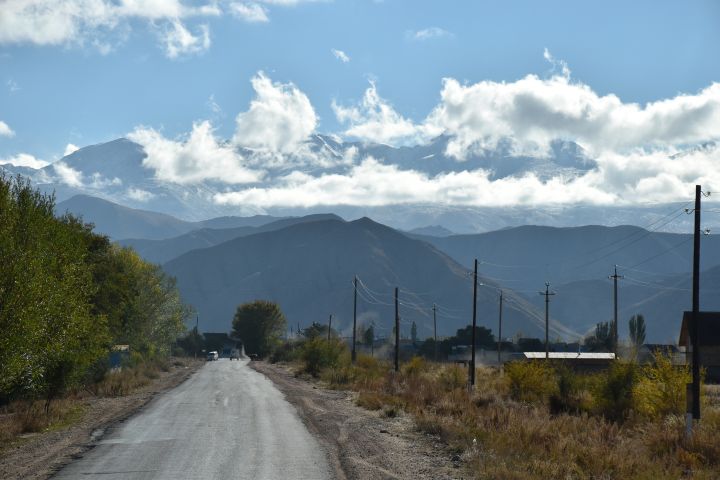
[1,0,720,209]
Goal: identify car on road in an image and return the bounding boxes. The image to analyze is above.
[207,351,219,361]
[229,348,241,360]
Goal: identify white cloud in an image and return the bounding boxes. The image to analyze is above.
[214,157,615,208]
[64,143,80,156]
[0,0,219,56]
[229,2,269,22]
[126,187,155,202]
[53,161,84,187]
[0,153,49,169]
[161,20,210,59]
[332,81,437,145]
[233,72,317,153]
[7,79,20,93]
[128,120,264,184]
[331,48,350,63]
[543,47,570,79]
[0,121,15,137]
[410,27,452,41]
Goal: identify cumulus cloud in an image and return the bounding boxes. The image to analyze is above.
[331,48,350,63]
[0,0,219,57]
[0,153,49,169]
[126,187,155,202]
[233,72,317,153]
[63,143,80,156]
[229,2,269,22]
[161,20,210,58]
[214,157,615,208]
[332,82,437,145]
[53,162,84,187]
[128,120,264,184]
[0,121,14,137]
[409,27,452,41]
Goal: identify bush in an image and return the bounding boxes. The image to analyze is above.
[549,364,583,414]
[505,360,557,403]
[270,341,298,364]
[438,364,467,391]
[300,337,347,377]
[401,356,428,377]
[634,350,691,419]
[593,361,638,421]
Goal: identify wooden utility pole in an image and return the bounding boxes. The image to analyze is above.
[327,314,333,342]
[539,283,556,360]
[610,266,623,356]
[394,287,400,372]
[352,276,358,363]
[497,290,503,364]
[433,303,438,362]
[691,185,702,420]
[470,259,478,386]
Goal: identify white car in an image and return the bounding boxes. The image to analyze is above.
[206,351,219,361]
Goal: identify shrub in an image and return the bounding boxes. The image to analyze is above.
[300,337,346,377]
[549,363,583,414]
[270,341,298,364]
[401,356,428,377]
[593,361,638,421]
[505,360,557,403]
[634,350,691,419]
[438,364,467,391]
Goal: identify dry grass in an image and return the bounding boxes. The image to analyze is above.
[320,356,720,479]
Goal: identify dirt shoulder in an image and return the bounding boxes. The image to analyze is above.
[0,359,203,480]
[251,361,466,480]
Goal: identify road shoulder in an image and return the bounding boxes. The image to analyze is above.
[0,359,203,480]
[251,361,465,480]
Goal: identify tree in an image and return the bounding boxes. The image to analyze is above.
[584,320,614,352]
[452,325,494,347]
[363,323,374,347]
[411,321,418,345]
[628,314,646,347]
[231,301,287,357]
[301,322,329,340]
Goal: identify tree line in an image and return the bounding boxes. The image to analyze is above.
[0,175,191,405]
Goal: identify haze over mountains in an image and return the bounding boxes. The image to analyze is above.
[1,137,712,234]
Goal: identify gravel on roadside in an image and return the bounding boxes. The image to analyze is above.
[251,361,468,480]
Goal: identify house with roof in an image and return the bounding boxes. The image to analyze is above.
[679,311,720,383]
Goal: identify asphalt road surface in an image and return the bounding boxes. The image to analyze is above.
[54,359,332,480]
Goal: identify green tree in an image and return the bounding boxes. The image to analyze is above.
[363,323,374,346]
[584,320,614,352]
[452,325,494,347]
[232,300,287,357]
[301,322,329,340]
[411,321,418,345]
[628,314,646,347]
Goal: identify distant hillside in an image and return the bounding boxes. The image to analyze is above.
[120,214,343,264]
[407,225,455,237]
[163,217,557,339]
[56,194,283,240]
[420,225,720,292]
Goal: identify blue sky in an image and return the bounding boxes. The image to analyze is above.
[1,0,719,161]
[1,0,719,211]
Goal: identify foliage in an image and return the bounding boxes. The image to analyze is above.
[231,300,287,358]
[176,327,205,357]
[301,321,331,340]
[634,350,691,418]
[584,320,615,352]
[299,337,346,377]
[452,325,494,347]
[629,314,647,347]
[363,322,374,347]
[270,341,298,363]
[592,361,638,421]
[504,360,557,403]
[0,175,190,404]
[410,321,417,344]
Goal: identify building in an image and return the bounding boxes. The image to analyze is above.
[510,352,616,372]
[679,311,720,382]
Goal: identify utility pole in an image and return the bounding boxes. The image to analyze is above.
[610,265,623,356]
[539,283,556,360]
[352,276,358,363]
[470,259,478,387]
[195,314,199,359]
[691,185,702,420]
[433,303,438,362]
[497,290,503,365]
[394,287,400,372]
[327,314,333,342]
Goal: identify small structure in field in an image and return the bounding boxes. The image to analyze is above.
[510,352,616,372]
[679,311,720,383]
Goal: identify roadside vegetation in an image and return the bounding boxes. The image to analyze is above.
[270,335,720,479]
[0,175,193,446]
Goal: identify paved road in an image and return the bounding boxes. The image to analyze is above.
[54,359,332,480]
